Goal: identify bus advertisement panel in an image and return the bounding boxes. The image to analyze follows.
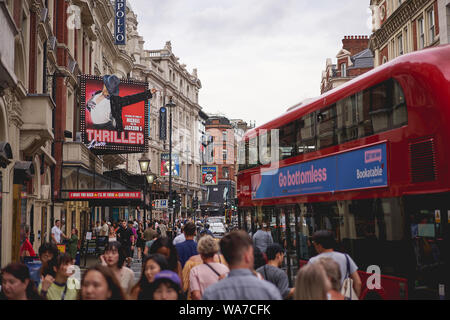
[252,143,387,199]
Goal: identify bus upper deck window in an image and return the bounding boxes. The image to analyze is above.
[392,79,407,127]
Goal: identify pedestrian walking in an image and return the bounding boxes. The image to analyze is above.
[190,235,229,300]
[252,222,273,254]
[116,221,134,265]
[79,265,126,300]
[38,253,79,300]
[158,221,168,238]
[19,225,36,261]
[136,223,146,260]
[94,221,102,237]
[100,241,135,296]
[0,263,42,300]
[175,222,198,268]
[143,232,158,257]
[51,220,68,244]
[108,223,116,242]
[149,237,183,288]
[202,223,214,237]
[257,243,294,299]
[67,228,79,264]
[181,231,227,300]
[202,230,282,300]
[315,257,345,300]
[38,242,59,282]
[253,246,267,270]
[144,222,157,242]
[139,270,185,300]
[172,225,186,245]
[100,220,109,237]
[308,230,361,298]
[130,254,169,300]
[294,262,331,300]
[128,221,138,262]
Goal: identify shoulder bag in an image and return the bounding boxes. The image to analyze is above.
[341,254,359,300]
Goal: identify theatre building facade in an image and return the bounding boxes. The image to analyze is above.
[0,0,206,267]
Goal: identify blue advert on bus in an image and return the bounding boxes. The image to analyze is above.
[252,143,388,199]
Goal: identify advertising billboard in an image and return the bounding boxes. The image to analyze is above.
[252,143,388,199]
[201,165,218,185]
[160,153,179,177]
[80,75,150,154]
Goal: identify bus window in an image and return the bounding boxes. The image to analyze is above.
[317,104,337,149]
[336,96,358,143]
[361,89,374,137]
[298,113,316,154]
[248,137,258,168]
[238,140,246,171]
[370,81,390,133]
[392,79,407,127]
[279,122,296,160]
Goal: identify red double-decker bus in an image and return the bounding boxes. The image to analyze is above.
[237,45,450,300]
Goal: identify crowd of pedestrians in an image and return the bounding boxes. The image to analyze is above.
[1,215,362,301]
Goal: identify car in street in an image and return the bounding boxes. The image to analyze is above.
[209,222,226,239]
[207,216,225,224]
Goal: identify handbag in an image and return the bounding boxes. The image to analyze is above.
[341,254,359,300]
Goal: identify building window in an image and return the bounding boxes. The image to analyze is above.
[341,63,347,77]
[404,27,408,53]
[222,131,227,144]
[223,167,229,178]
[418,18,425,49]
[397,34,403,55]
[223,149,227,161]
[428,8,435,43]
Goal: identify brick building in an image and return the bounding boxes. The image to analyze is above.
[321,35,374,94]
[369,0,444,67]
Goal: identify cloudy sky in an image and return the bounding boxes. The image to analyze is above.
[131,0,373,127]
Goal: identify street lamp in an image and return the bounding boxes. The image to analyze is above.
[146,172,157,223]
[138,154,150,174]
[138,154,153,223]
[166,97,176,237]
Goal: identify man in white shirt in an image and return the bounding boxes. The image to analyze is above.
[51,220,68,244]
[100,220,109,237]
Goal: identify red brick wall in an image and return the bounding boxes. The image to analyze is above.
[347,68,372,77]
[342,36,369,56]
[53,0,69,200]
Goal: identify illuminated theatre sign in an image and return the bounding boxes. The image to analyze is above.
[79,75,150,154]
[115,0,126,45]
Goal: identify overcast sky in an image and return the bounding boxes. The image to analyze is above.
[131,0,373,127]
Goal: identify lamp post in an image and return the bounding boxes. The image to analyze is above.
[138,154,151,223]
[165,97,176,235]
[146,172,157,223]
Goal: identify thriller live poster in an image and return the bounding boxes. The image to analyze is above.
[80,75,149,154]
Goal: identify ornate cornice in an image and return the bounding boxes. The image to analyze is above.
[370,0,430,50]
